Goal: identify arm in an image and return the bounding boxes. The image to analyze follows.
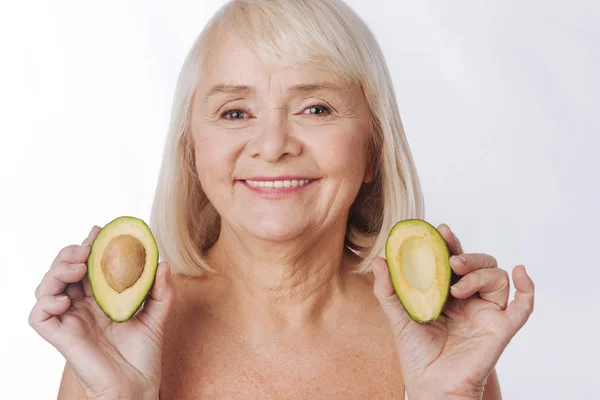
[57,362,87,400]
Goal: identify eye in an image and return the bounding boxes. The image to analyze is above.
[222,109,247,119]
[304,105,330,116]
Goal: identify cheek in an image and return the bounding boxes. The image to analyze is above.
[316,129,369,177]
[192,132,239,183]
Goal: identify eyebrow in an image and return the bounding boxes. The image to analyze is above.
[204,82,346,100]
[205,84,255,99]
[289,83,345,94]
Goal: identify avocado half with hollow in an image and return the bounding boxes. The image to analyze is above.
[385,219,452,324]
[87,216,159,322]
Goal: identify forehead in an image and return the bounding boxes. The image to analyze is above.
[198,32,352,96]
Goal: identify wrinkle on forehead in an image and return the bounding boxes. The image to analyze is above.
[202,81,357,103]
[199,44,357,97]
[191,31,369,123]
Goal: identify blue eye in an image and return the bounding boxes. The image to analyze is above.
[223,110,246,119]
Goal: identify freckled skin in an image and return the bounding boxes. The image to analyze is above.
[159,259,406,399]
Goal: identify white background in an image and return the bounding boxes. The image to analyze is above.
[1,0,598,398]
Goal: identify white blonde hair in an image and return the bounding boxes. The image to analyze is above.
[150,0,424,276]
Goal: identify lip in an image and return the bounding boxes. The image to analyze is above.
[237,178,319,199]
[240,176,315,181]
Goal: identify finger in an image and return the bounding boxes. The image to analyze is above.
[46,225,99,268]
[372,257,413,332]
[82,225,102,246]
[35,262,88,300]
[137,262,174,335]
[65,282,85,301]
[28,294,72,340]
[51,244,92,268]
[450,268,511,309]
[81,225,102,298]
[449,253,498,276]
[506,265,535,333]
[437,224,464,255]
[35,226,101,300]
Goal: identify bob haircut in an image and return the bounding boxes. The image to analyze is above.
[150,0,424,276]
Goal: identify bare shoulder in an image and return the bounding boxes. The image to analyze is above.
[340,250,399,350]
[341,249,384,318]
[336,251,406,393]
[57,362,86,400]
[163,271,226,334]
[160,272,230,397]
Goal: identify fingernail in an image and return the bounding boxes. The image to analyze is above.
[451,281,465,292]
[71,263,85,269]
[57,295,69,301]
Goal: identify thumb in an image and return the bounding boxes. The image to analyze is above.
[372,256,412,334]
[138,261,174,332]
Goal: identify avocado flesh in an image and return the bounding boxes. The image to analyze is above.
[88,216,159,322]
[385,219,451,324]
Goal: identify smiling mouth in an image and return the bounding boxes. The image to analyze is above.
[243,179,313,188]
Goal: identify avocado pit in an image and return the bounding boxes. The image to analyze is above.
[100,234,146,293]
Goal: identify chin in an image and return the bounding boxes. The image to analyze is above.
[242,218,311,243]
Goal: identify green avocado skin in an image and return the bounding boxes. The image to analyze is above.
[87,216,159,323]
[384,219,452,324]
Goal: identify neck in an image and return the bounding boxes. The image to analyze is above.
[206,224,351,335]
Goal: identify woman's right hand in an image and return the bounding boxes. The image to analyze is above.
[28,226,174,400]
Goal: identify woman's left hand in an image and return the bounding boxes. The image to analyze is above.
[372,224,535,400]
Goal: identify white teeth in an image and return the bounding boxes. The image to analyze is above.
[245,179,311,188]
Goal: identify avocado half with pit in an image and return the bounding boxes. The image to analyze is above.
[87,216,159,322]
[385,219,452,324]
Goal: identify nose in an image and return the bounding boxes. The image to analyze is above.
[247,111,302,162]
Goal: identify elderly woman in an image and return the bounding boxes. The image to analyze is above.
[29,0,534,399]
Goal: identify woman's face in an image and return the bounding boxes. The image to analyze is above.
[190,33,373,243]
